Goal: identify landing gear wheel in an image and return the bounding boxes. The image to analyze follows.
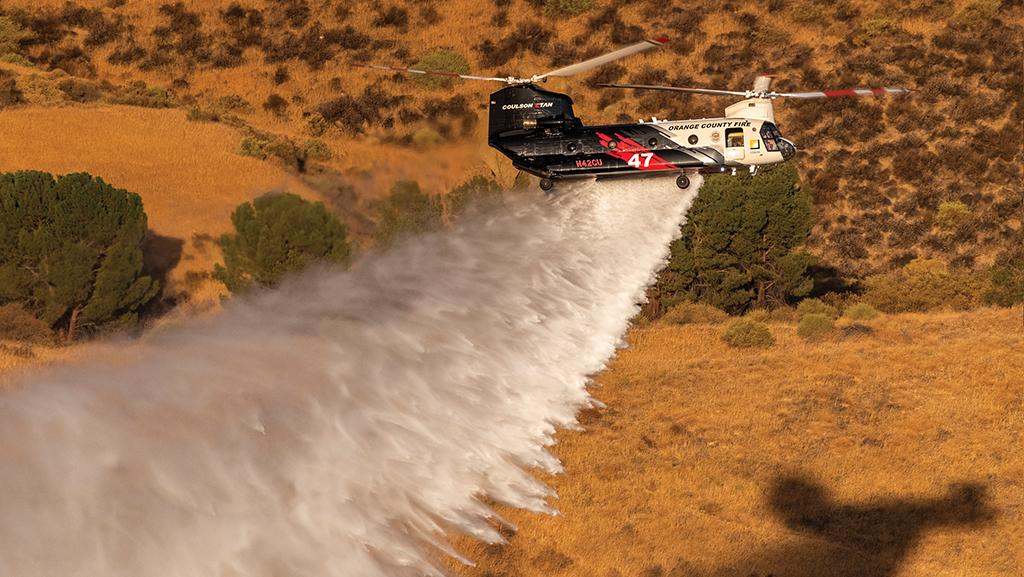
[675,174,691,190]
[539,178,554,192]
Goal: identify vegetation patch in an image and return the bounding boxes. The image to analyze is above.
[843,303,880,321]
[0,171,159,340]
[720,318,775,349]
[215,193,351,292]
[373,180,443,248]
[412,49,469,89]
[797,313,835,341]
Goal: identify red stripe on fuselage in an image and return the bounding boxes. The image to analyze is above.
[595,132,677,171]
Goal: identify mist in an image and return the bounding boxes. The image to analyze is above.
[0,176,700,576]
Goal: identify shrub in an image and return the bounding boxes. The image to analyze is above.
[0,70,23,107]
[985,240,1024,307]
[412,49,470,89]
[935,200,970,229]
[263,93,288,116]
[661,302,728,325]
[768,306,799,323]
[215,193,351,292]
[0,303,53,343]
[720,319,775,348]
[374,181,443,248]
[797,298,838,318]
[411,126,443,148]
[544,0,594,15]
[445,175,502,218]
[744,309,770,323]
[0,171,159,339]
[106,80,173,108]
[843,302,880,321]
[0,15,31,55]
[238,136,269,159]
[797,313,834,341]
[302,138,332,161]
[863,258,986,312]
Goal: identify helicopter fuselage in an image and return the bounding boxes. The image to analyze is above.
[487,84,795,185]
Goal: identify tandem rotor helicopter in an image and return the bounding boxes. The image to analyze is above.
[359,37,910,191]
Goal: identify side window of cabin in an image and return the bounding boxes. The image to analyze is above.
[725,128,744,148]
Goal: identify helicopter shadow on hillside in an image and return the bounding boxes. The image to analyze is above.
[672,474,996,577]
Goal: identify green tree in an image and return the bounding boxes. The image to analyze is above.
[0,171,159,339]
[215,193,351,292]
[374,180,443,248]
[660,164,815,313]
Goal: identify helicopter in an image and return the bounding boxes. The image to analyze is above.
[359,38,910,191]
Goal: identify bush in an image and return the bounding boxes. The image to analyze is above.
[374,180,443,248]
[263,93,288,116]
[863,258,986,313]
[0,15,31,55]
[0,304,53,343]
[0,70,23,107]
[412,49,470,89]
[302,138,331,161]
[797,313,834,341]
[544,0,594,16]
[935,200,970,229]
[445,175,502,218]
[215,193,351,292]
[720,318,775,348]
[238,136,269,159]
[106,80,173,108]
[0,171,159,339]
[985,240,1024,307]
[661,302,728,325]
[411,126,443,148]
[843,302,880,321]
[796,298,838,319]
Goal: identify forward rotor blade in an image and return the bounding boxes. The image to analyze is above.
[599,83,748,97]
[353,64,510,83]
[533,37,670,82]
[773,87,912,99]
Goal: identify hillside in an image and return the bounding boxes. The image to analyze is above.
[456,307,1024,577]
[1,0,1021,278]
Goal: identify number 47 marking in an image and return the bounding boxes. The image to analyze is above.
[627,152,654,168]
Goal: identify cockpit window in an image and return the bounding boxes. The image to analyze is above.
[760,122,782,152]
[725,128,744,148]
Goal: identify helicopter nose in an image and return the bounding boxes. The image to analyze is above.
[779,138,797,160]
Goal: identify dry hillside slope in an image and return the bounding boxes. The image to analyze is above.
[456,307,1024,577]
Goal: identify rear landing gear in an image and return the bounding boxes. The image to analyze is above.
[539,178,554,192]
[675,174,690,190]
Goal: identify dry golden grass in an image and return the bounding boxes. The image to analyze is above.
[456,307,1024,577]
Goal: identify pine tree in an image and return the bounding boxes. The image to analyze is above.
[660,164,815,313]
[215,192,351,292]
[0,171,159,339]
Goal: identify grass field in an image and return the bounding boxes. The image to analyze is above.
[456,307,1024,577]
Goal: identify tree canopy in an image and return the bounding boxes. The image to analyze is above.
[0,170,158,339]
[373,180,443,248]
[215,192,351,292]
[659,164,815,313]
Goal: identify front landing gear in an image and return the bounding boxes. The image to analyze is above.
[675,174,690,190]
[539,178,554,192]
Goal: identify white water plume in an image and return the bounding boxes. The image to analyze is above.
[0,176,700,576]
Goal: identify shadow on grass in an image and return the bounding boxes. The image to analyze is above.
[692,474,996,577]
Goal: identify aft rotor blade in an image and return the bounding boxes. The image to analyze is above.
[353,64,510,83]
[533,37,670,82]
[599,83,748,97]
[773,87,912,98]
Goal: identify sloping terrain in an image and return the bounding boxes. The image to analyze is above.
[2,0,1021,276]
[456,307,1024,577]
